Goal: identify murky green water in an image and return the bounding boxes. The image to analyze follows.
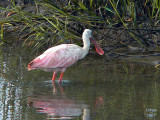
[1,44,160,120]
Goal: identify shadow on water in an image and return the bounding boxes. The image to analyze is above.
[1,43,160,120]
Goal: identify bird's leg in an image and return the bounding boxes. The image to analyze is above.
[58,68,66,84]
[59,72,64,84]
[52,71,57,83]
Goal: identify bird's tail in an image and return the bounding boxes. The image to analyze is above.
[27,61,34,71]
[27,54,45,71]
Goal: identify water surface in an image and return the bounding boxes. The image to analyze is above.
[0,44,160,120]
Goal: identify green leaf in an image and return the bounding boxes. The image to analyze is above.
[104,7,115,14]
[0,7,5,10]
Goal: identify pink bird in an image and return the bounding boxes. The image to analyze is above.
[27,29,104,83]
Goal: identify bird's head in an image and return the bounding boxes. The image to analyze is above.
[82,29,104,55]
[82,29,92,39]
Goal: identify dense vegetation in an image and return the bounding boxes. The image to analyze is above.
[0,0,160,51]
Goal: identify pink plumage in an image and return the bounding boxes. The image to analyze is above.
[28,29,104,83]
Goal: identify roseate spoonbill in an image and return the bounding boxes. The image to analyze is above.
[27,29,104,83]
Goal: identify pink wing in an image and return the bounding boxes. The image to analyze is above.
[28,44,82,71]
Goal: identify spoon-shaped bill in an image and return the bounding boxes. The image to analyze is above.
[90,38,104,55]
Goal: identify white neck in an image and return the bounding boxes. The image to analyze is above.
[81,34,90,58]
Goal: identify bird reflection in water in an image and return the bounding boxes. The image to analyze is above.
[28,83,103,120]
[28,83,90,120]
